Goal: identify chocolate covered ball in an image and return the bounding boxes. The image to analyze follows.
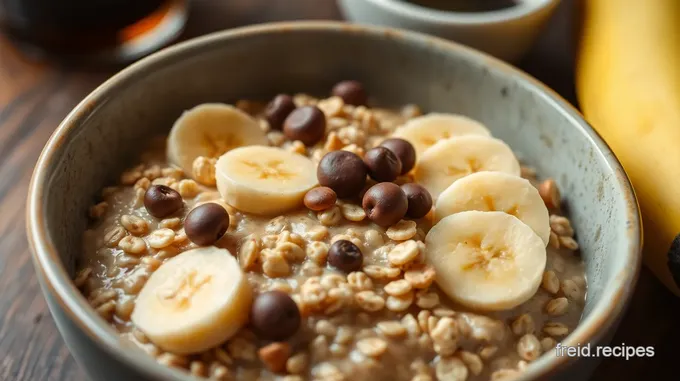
[144,185,183,218]
[380,138,416,175]
[328,240,363,272]
[264,94,296,130]
[250,291,301,341]
[362,182,408,227]
[331,80,367,106]
[283,106,326,146]
[317,151,368,198]
[401,183,433,218]
[363,147,402,182]
[304,187,337,211]
[184,203,230,246]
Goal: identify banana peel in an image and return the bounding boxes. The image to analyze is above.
[576,0,680,296]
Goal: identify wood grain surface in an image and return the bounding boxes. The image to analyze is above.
[0,1,676,380]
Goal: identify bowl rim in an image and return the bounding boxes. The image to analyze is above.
[26,20,642,381]
[357,0,561,25]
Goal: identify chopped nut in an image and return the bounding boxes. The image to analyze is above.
[262,250,291,278]
[432,308,455,317]
[178,179,200,198]
[286,353,308,374]
[538,179,561,209]
[517,334,542,361]
[120,215,148,236]
[550,214,574,237]
[401,104,422,118]
[324,131,345,151]
[511,314,535,336]
[364,229,385,248]
[146,228,175,249]
[559,236,579,251]
[305,225,329,241]
[479,345,498,360]
[415,291,440,309]
[120,167,142,185]
[305,241,329,265]
[258,342,291,373]
[301,282,328,309]
[143,165,162,181]
[95,300,116,320]
[347,271,373,291]
[376,321,407,338]
[356,338,388,358]
[435,357,468,381]
[340,203,366,222]
[459,351,483,376]
[386,291,414,312]
[313,363,344,381]
[266,216,289,234]
[73,268,92,288]
[238,234,260,270]
[404,264,436,289]
[276,242,305,262]
[386,220,418,241]
[159,217,181,230]
[384,279,413,296]
[549,231,561,249]
[118,236,146,255]
[545,297,569,316]
[542,270,560,294]
[430,317,459,356]
[520,166,537,179]
[288,140,306,155]
[490,368,521,381]
[157,353,188,368]
[315,320,337,337]
[227,337,257,361]
[355,291,385,312]
[416,310,430,333]
[318,205,343,226]
[267,130,286,146]
[387,240,420,266]
[401,314,422,337]
[561,279,581,300]
[89,202,108,219]
[363,265,401,280]
[541,337,557,351]
[161,166,183,180]
[190,361,207,378]
[543,322,569,337]
[318,96,345,118]
[104,226,126,247]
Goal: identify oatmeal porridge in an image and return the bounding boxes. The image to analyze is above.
[76,80,586,381]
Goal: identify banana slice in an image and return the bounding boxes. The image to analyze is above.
[167,103,268,175]
[393,113,491,156]
[131,247,252,354]
[435,171,550,245]
[425,211,547,311]
[414,135,520,199]
[215,146,318,215]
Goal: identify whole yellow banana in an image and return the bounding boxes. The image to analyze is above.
[577,0,680,296]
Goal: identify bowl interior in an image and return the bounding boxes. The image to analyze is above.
[35,23,639,380]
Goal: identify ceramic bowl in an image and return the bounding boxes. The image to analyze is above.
[27,21,641,381]
[338,0,561,62]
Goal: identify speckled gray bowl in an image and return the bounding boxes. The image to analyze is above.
[27,21,641,381]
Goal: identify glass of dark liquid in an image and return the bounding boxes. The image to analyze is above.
[0,0,188,64]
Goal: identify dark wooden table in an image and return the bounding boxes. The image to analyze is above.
[0,1,677,380]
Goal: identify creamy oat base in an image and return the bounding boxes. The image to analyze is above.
[76,93,586,381]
